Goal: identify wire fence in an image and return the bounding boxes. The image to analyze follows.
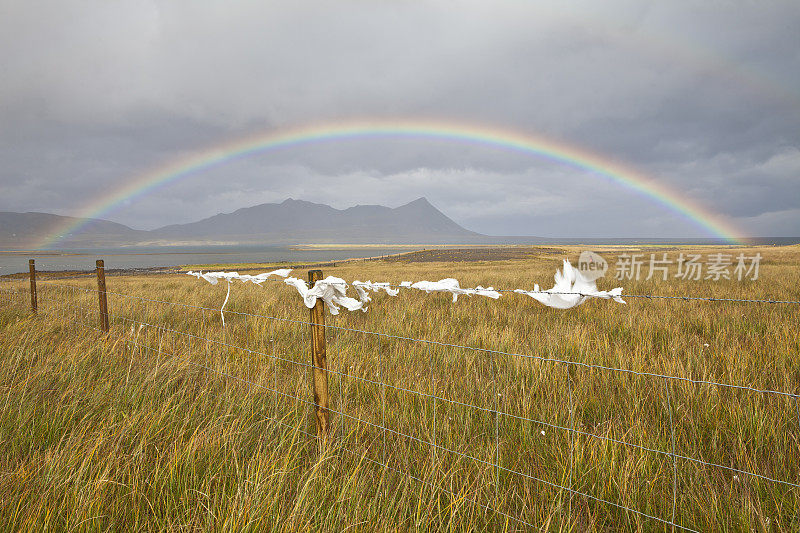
[189,269,800,305]
[1,271,798,531]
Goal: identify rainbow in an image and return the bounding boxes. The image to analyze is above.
[38,119,746,248]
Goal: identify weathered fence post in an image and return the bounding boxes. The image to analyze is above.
[96,259,110,333]
[29,259,37,313]
[308,269,330,444]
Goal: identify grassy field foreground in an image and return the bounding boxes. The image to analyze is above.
[0,245,798,531]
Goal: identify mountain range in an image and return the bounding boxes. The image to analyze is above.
[0,198,491,249]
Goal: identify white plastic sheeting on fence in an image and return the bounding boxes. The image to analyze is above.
[401,279,501,302]
[185,259,624,319]
[186,269,292,285]
[514,259,625,309]
[353,281,399,304]
[284,276,366,315]
[280,277,404,315]
[186,269,292,324]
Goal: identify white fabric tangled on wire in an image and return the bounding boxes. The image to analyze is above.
[186,268,292,285]
[186,270,236,285]
[186,260,625,317]
[186,268,293,324]
[514,259,625,309]
[408,279,501,302]
[220,281,231,326]
[284,276,369,315]
[283,278,403,315]
[283,276,499,312]
[352,280,400,305]
[238,269,293,284]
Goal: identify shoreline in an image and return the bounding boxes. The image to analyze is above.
[0,248,428,280]
[3,243,791,280]
[288,243,524,250]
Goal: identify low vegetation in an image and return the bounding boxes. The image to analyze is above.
[0,245,798,531]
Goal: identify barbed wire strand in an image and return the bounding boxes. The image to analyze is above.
[50,305,543,529]
[67,307,699,532]
[9,284,800,406]
[41,282,800,401]
[39,285,798,494]
[4,282,799,530]
[7,267,797,305]
[179,270,800,305]
[8,281,800,406]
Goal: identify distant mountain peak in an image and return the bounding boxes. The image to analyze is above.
[0,198,484,248]
[153,197,479,243]
[279,198,329,208]
[404,197,431,206]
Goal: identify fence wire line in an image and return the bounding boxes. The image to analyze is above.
[46,305,549,530]
[182,270,800,305]
[57,307,699,533]
[112,309,673,457]
[97,303,800,493]
[42,283,800,493]
[42,283,800,401]
[5,283,800,530]
[391,282,799,305]
[6,268,799,305]
[100,304,551,530]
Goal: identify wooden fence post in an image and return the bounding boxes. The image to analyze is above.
[308,269,330,443]
[29,259,37,314]
[96,260,110,333]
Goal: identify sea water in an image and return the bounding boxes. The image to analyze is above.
[0,245,411,275]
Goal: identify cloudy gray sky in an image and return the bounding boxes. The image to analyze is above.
[1,0,798,238]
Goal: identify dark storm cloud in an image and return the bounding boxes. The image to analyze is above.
[1,1,798,237]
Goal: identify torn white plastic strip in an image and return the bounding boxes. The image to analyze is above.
[514,259,625,309]
[186,268,292,285]
[186,260,624,315]
[238,269,293,285]
[284,276,366,315]
[408,278,500,302]
[187,268,293,324]
[220,280,231,326]
[352,280,399,307]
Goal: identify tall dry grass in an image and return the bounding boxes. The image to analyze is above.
[0,244,798,531]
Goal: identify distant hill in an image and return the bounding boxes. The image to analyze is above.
[0,198,486,249]
[153,198,480,244]
[0,211,148,249]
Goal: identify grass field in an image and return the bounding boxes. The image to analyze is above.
[0,245,798,531]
